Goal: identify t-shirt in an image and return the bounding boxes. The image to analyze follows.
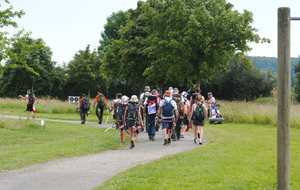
[210,107,219,119]
[94,94,107,105]
[25,93,36,104]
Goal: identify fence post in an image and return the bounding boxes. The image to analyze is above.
[277,7,291,190]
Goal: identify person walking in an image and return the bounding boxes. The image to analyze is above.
[112,93,122,121]
[189,95,207,145]
[171,88,184,141]
[143,89,160,141]
[118,95,129,143]
[93,90,107,124]
[124,95,142,149]
[79,93,90,124]
[19,89,38,119]
[206,92,216,117]
[181,91,190,138]
[139,86,151,132]
[156,90,178,146]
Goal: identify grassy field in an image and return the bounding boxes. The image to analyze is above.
[1,97,300,189]
[95,123,300,190]
[0,118,126,172]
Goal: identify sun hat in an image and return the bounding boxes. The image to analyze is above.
[129,95,139,102]
[181,91,187,97]
[121,95,129,103]
[173,88,179,94]
[144,86,150,91]
[164,90,172,97]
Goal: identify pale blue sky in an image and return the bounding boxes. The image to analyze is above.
[4,0,300,64]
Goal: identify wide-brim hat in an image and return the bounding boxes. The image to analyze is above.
[121,95,129,103]
[129,95,139,102]
[164,90,171,97]
[144,86,150,91]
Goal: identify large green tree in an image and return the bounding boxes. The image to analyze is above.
[138,0,269,88]
[0,32,59,97]
[0,0,25,61]
[67,45,108,97]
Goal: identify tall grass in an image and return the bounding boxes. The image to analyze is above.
[1,97,300,127]
[218,100,300,128]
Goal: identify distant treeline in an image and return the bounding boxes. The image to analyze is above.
[250,56,300,74]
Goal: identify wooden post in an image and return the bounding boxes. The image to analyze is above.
[277,7,291,190]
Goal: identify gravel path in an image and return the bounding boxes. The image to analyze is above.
[0,115,201,190]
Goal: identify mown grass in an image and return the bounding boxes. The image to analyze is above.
[0,98,114,123]
[95,123,300,190]
[0,118,126,172]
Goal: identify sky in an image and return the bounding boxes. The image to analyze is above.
[3,0,300,65]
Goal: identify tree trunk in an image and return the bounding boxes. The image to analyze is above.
[196,80,201,89]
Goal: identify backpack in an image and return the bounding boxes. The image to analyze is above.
[117,104,127,122]
[142,92,151,104]
[194,103,205,121]
[97,94,106,106]
[127,102,138,120]
[172,94,182,112]
[147,95,157,115]
[162,99,174,117]
[82,98,91,111]
[113,99,121,111]
[28,93,34,103]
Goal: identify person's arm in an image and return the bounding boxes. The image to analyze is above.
[174,109,179,122]
[93,96,97,108]
[189,104,194,121]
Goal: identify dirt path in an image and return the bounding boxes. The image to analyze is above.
[0,115,201,190]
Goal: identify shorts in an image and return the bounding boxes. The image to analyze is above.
[162,122,173,130]
[193,118,205,126]
[126,120,136,128]
[26,104,33,111]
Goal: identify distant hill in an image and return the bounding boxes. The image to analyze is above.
[250,56,299,74]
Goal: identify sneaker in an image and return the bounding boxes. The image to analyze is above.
[181,133,184,138]
[199,140,203,145]
[163,140,168,146]
[130,140,135,149]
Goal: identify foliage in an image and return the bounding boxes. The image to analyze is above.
[0,0,25,61]
[295,57,300,102]
[67,45,108,97]
[0,31,62,97]
[202,55,276,101]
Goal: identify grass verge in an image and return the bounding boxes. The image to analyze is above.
[95,123,300,190]
[0,118,126,172]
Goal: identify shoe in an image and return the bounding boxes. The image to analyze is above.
[130,140,135,149]
[199,140,203,145]
[121,141,125,143]
[167,138,171,144]
[177,138,180,141]
[194,139,197,144]
[149,136,151,140]
[151,137,156,141]
[172,138,177,141]
[181,133,184,138]
[81,121,85,124]
[163,140,168,146]
[98,121,102,124]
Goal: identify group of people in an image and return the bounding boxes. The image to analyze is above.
[108,86,222,148]
[19,87,222,149]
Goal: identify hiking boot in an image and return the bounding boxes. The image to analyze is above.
[167,138,171,145]
[163,139,168,146]
[130,140,135,149]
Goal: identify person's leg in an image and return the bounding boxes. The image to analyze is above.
[96,105,101,123]
[168,122,173,144]
[149,114,156,141]
[99,105,104,124]
[199,126,204,144]
[193,125,199,143]
[121,129,126,143]
[128,126,135,148]
[162,122,168,145]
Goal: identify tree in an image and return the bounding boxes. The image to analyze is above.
[294,57,300,102]
[203,55,276,101]
[0,0,25,61]
[67,45,108,97]
[139,0,269,88]
[0,33,58,97]
[99,11,128,52]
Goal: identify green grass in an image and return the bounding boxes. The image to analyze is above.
[0,118,126,172]
[95,123,300,190]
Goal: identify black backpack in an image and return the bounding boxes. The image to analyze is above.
[194,103,205,121]
[82,98,91,111]
[117,104,127,122]
[127,102,138,120]
[28,93,34,103]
